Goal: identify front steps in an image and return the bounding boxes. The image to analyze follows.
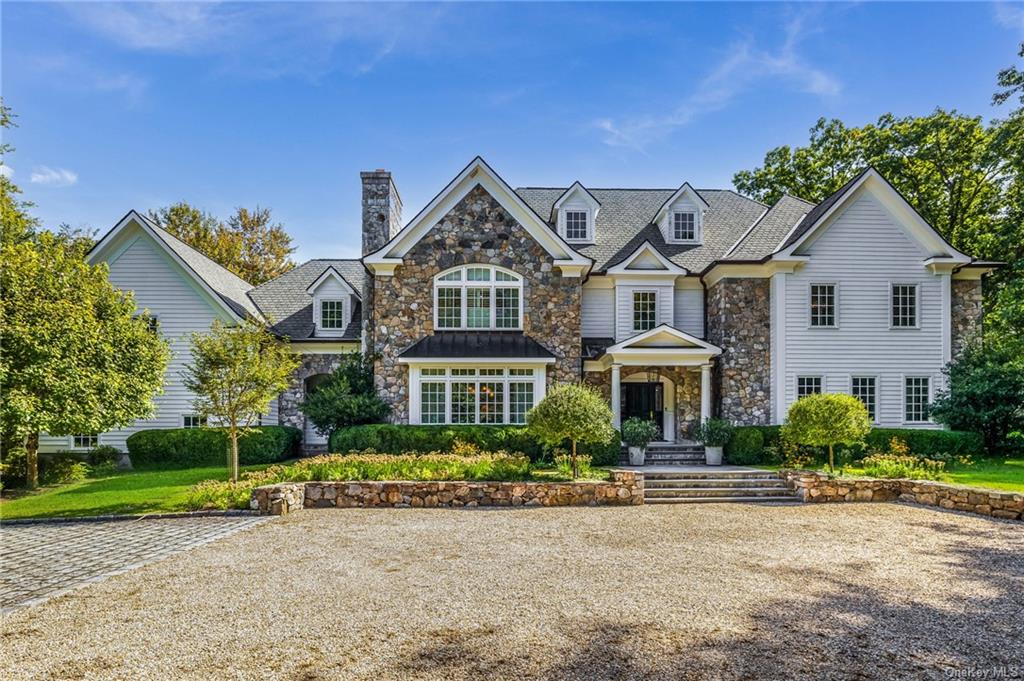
[619,443,705,466]
[642,469,799,504]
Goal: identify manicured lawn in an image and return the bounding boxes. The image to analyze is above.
[0,464,275,520]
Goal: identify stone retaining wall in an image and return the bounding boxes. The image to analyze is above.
[779,470,1023,521]
[252,470,644,515]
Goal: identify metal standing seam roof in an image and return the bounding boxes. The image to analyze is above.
[399,331,556,359]
[247,259,366,341]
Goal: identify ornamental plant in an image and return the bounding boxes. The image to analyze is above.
[621,417,660,450]
[526,383,615,479]
[299,352,390,441]
[781,393,871,472]
[692,418,735,447]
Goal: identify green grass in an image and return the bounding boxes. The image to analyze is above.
[0,464,275,520]
[771,458,1024,493]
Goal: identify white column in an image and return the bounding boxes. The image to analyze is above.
[610,364,622,429]
[700,362,712,423]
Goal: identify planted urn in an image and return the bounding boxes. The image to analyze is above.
[622,417,660,466]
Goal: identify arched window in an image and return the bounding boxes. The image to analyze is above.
[434,265,523,330]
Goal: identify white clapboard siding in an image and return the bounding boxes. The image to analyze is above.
[673,285,704,338]
[39,234,275,453]
[614,284,674,341]
[581,286,615,337]
[781,193,944,427]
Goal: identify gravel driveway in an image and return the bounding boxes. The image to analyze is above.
[1,504,1021,680]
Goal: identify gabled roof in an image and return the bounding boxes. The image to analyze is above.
[551,181,601,221]
[365,157,591,275]
[606,240,688,275]
[724,194,814,261]
[249,259,366,341]
[776,169,870,252]
[305,265,359,297]
[607,324,721,354]
[651,182,710,225]
[88,210,260,321]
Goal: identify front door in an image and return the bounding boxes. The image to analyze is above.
[621,382,664,436]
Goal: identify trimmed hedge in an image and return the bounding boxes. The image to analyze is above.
[126,426,301,468]
[724,425,984,465]
[328,424,621,466]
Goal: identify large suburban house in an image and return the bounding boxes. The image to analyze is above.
[40,157,995,454]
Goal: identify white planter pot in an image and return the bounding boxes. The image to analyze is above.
[704,446,723,466]
[628,446,646,466]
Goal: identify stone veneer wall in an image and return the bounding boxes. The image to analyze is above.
[779,470,1023,521]
[370,185,582,421]
[951,279,983,359]
[705,278,771,425]
[251,470,644,514]
[584,367,702,439]
[278,353,349,431]
[361,171,403,341]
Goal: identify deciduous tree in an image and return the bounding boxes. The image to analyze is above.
[526,383,615,479]
[781,394,871,473]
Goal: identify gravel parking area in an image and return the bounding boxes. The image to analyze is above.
[1,504,1021,680]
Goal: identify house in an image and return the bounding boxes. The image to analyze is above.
[39,157,995,453]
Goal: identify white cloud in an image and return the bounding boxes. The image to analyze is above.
[30,166,78,187]
[596,10,841,150]
[0,165,13,179]
[994,1,1024,34]
[27,54,148,105]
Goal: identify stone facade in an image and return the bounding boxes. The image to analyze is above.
[370,185,582,421]
[705,278,771,424]
[279,353,348,431]
[779,470,1023,521]
[585,366,702,439]
[360,171,403,340]
[251,470,644,514]
[951,278,983,359]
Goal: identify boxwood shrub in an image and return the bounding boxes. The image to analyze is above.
[329,424,622,466]
[126,426,301,468]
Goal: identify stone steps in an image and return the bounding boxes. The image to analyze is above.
[641,470,800,504]
[645,495,800,504]
[619,445,706,466]
[646,486,795,498]
[645,478,788,489]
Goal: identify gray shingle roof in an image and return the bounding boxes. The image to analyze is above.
[725,194,815,261]
[248,259,365,341]
[139,214,262,319]
[514,188,767,273]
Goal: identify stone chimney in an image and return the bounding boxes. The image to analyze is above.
[361,169,402,257]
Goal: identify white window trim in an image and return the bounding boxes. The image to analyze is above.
[901,374,933,425]
[670,210,699,243]
[795,375,823,400]
[807,282,839,329]
[408,365,547,425]
[317,298,348,336]
[631,289,659,333]
[181,414,208,429]
[560,208,592,243]
[848,374,880,425]
[70,434,99,450]
[433,265,524,331]
[888,282,920,330]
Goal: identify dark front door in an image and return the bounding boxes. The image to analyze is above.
[622,382,664,434]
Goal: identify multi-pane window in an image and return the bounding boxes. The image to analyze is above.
[633,291,657,332]
[320,300,345,329]
[73,434,98,449]
[797,376,822,399]
[891,284,918,328]
[672,211,696,241]
[418,368,537,425]
[905,377,931,422]
[435,266,522,330]
[809,284,836,327]
[565,210,589,240]
[134,314,159,334]
[183,414,207,429]
[851,377,877,421]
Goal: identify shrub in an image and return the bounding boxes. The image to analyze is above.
[622,418,660,449]
[726,428,765,465]
[39,453,90,485]
[692,418,735,447]
[126,426,301,468]
[863,428,983,461]
[859,454,947,481]
[299,353,390,440]
[86,445,122,466]
[782,394,871,472]
[527,383,615,479]
[0,446,27,490]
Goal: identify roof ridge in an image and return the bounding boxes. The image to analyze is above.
[140,213,256,291]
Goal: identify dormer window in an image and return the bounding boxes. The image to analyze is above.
[565,210,589,241]
[672,211,696,241]
[306,265,358,338]
[320,300,346,329]
[552,181,600,244]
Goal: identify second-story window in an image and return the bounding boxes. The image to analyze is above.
[565,210,589,241]
[435,266,523,330]
[809,284,836,327]
[891,284,918,328]
[672,211,696,241]
[633,291,657,332]
[320,300,346,329]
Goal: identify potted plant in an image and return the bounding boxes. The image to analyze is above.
[692,418,734,466]
[622,417,660,466]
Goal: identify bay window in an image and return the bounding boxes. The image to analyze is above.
[434,265,523,330]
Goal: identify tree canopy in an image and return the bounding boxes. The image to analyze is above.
[526,383,615,479]
[781,394,871,472]
[299,353,390,439]
[148,202,296,285]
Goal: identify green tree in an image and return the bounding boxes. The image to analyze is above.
[930,342,1024,456]
[183,319,299,482]
[526,383,615,479]
[993,42,1024,106]
[780,394,871,473]
[1,231,171,487]
[299,353,390,441]
[147,203,296,285]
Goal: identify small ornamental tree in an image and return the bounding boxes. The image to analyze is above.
[781,393,871,472]
[930,342,1024,455]
[184,319,299,482]
[299,353,390,441]
[526,383,615,479]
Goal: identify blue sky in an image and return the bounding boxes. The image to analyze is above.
[3,1,1022,262]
